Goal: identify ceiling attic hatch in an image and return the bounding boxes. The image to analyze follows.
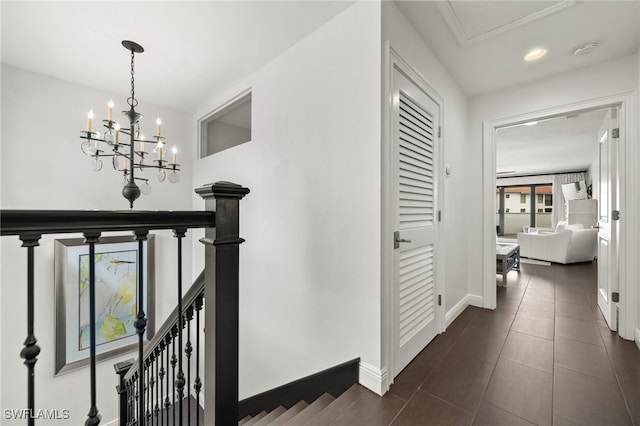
[436,0,576,47]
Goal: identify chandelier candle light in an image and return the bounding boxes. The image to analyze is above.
[79,40,181,208]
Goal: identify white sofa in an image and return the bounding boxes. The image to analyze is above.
[517,223,597,264]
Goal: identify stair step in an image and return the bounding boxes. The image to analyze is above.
[305,384,366,426]
[282,393,335,425]
[244,411,268,425]
[252,406,286,426]
[268,400,309,426]
[239,415,253,425]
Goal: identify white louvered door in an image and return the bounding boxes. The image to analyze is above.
[392,68,441,378]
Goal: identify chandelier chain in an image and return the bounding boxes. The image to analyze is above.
[128,49,138,108]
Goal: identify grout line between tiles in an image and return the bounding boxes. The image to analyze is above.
[470,269,531,426]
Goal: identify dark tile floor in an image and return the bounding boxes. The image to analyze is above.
[381,261,640,425]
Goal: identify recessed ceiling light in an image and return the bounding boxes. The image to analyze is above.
[523,121,538,126]
[574,42,598,56]
[524,48,548,62]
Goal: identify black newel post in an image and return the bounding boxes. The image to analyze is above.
[196,181,250,425]
[19,233,41,426]
[114,359,134,426]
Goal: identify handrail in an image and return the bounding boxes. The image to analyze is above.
[0,210,215,236]
[123,270,206,382]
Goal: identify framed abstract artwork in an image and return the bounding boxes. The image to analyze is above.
[54,235,155,375]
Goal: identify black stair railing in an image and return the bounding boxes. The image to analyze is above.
[116,274,205,426]
[1,181,249,426]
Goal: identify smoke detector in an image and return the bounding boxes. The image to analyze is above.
[573,42,598,56]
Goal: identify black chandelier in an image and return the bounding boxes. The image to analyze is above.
[80,40,181,209]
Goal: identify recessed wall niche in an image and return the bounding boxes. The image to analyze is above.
[200,91,252,158]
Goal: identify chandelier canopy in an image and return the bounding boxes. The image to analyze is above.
[80,40,181,209]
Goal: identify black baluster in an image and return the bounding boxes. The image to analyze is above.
[84,231,102,426]
[146,359,151,424]
[185,306,194,426]
[170,325,177,425]
[134,230,149,425]
[131,379,136,426]
[194,295,203,426]
[158,342,165,426]
[127,379,132,426]
[19,234,41,426]
[149,353,156,426]
[149,358,154,426]
[134,375,139,425]
[134,378,138,426]
[174,229,186,426]
[124,383,129,426]
[154,348,161,425]
[128,379,136,425]
[125,383,129,426]
[164,334,171,426]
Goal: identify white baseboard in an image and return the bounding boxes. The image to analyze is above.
[444,294,483,329]
[359,361,387,396]
[445,295,469,328]
[635,328,640,351]
[468,294,484,308]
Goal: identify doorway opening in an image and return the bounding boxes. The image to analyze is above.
[481,93,635,340]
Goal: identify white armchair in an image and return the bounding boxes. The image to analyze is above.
[517,224,597,264]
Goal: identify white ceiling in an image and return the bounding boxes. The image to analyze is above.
[496,108,608,177]
[394,0,638,177]
[395,0,639,97]
[2,1,638,177]
[0,1,354,113]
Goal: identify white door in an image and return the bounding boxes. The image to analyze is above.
[597,107,619,330]
[392,67,441,377]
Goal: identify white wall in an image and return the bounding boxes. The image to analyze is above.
[382,2,471,320]
[467,54,639,304]
[190,1,382,399]
[1,66,194,424]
